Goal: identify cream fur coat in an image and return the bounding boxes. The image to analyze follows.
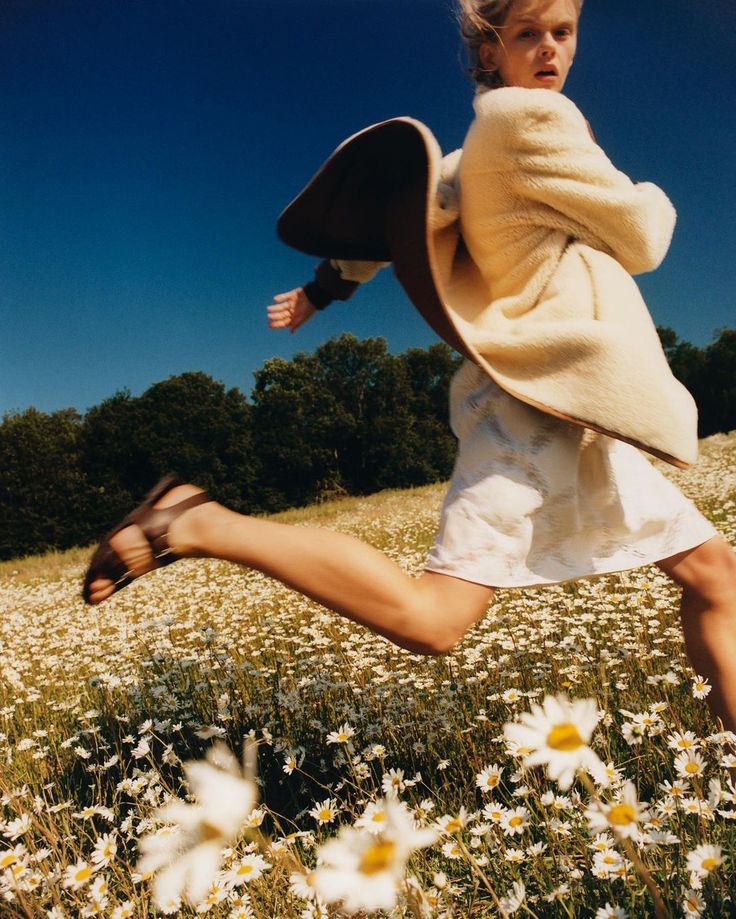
[333,88,698,467]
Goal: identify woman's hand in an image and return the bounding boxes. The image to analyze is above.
[267,287,317,334]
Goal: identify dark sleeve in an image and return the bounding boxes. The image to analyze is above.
[303,260,361,311]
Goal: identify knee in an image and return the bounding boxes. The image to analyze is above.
[666,538,736,605]
[396,599,467,656]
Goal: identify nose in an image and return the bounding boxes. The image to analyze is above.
[539,31,556,56]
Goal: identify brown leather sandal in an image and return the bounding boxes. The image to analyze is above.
[82,473,214,604]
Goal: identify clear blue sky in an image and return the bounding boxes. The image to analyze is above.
[1,0,734,417]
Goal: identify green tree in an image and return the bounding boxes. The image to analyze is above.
[80,372,258,519]
[251,334,460,508]
[401,343,461,483]
[657,326,706,405]
[0,408,93,559]
[700,328,736,437]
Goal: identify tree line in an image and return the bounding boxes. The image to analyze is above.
[1,327,733,561]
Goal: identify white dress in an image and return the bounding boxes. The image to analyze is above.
[424,360,717,588]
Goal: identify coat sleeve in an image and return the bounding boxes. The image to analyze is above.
[472,89,676,274]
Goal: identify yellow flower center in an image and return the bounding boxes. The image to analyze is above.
[359,840,396,875]
[237,864,254,875]
[701,857,719,871]
[678,739,693,748]
[509,816,523,827]
[684,761,700,774]
[371,812,386,823]
[75,866,93,883]
[0,853,17,868]
[318,809,332,822]
[445,818,462,832]
[486,776,499,787]
[607,804,636,826]
[547,723,584,751]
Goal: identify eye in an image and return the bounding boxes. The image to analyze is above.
[518,29,537,39]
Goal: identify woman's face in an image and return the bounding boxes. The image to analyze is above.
[480,0,579,92]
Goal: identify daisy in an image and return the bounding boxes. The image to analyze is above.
[225,853,270,885]
[674,750,707,779]
[312,797,436,914]
[595,905,627,919]
[434,807,470,835]
[2,815,32,840]
[503,847,526,864]
[692,675,712,699]
[482,802,509,824]
[503,695,607,789]
[63,859,96,890]
[326,723,355,745]
[499,879,525,915]
[475,764,503,793]
[355,800,391,835]
[500,806,530,837]
[136,741,257,910]
[686,843,723,877]
[440,840,464,860]
[592,850,624,875]
[502,688,523,704]
[585,782,650,840]
[381,768,406,797]
[666,730,700,752]
[309,799,338,826]
[91,833,117,868]
[90,873,109,894]
[243,807,265,828]
[0,844,27,870]
[289,869,320,901]
[659,779,689,799]
[681,889,706,917]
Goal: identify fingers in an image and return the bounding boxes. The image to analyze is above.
[267,287,317,332]
[267,287,304,330]
[267,292,296,328]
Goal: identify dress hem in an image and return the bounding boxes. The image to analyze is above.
[423,530,718,590]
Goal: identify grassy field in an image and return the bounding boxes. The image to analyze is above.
[1,433,735,918]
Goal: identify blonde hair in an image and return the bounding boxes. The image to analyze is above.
[456,0,584,89]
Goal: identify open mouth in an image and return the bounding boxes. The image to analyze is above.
[535,68,558,79]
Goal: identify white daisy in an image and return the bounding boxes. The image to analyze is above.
[674,750,707,779]
[136,741,257,910]
[312,798,436,914]
[503,695,607,789]
[475,764,503,793]
[585,782,649,840]
[686,843,723,877]
[692,675,712,699]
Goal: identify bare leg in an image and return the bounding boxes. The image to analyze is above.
[86,485,495,655]
[656,536,736,734]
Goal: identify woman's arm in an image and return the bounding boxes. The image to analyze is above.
[267,147,459,332]
[266,259,389,333]
[466,88,676,274]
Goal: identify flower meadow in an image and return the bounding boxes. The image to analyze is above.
[1,432,735,918]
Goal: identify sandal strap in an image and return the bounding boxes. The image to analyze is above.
[137,492,214,563]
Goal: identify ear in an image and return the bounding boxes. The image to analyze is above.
[478,41,497,72]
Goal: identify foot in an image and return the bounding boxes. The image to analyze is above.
[86,484,208,604]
